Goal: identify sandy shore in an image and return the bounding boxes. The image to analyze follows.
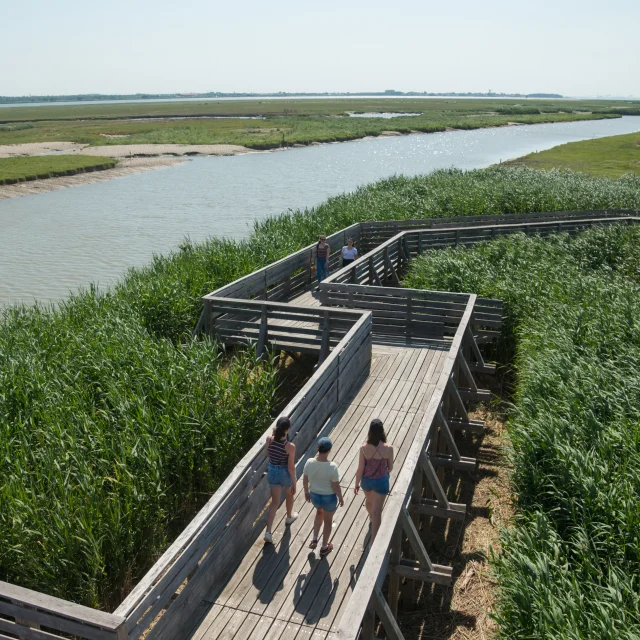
[0,142,258,200]
[0,142,88,157]
[68,143,253,158]
[0,157,187,200]
[0,141,254,159]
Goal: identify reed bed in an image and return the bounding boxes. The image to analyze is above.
[405,225,640,639]
[2,166,640,611]
[0,293,277,609]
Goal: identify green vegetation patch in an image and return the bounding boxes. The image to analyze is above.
[405,226,640,638]
[506,131,640,178]
[0,154,116,184]
[2,167,640,610]
[0,295,277,609]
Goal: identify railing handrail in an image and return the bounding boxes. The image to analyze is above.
[0,580,127,639]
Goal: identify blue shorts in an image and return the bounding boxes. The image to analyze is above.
[310,492,338,512]
[361,474,390,495]
[267,463,293,488]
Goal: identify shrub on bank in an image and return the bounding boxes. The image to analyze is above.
[405,225,640,639]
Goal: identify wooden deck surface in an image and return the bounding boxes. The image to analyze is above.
[186,286,450,639]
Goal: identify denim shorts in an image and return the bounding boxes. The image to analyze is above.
[361,474,390,495]
[310,492,338,512]
[267,463,293,488]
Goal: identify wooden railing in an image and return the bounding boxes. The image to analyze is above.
[200,297,365,362]
[193,224,361,336]
[318,282,502,344]
[358,209,640,251]
[0,581,127,640]
[113,311,372,640]
[324,215,640,291]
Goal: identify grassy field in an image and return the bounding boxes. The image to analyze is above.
[406,226,640,639]
[0,155,116,184]
[0,97,636,149]
[2,166,640,612]
[506,130,640,178]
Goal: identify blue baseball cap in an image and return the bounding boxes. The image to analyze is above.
[317,437,333,453]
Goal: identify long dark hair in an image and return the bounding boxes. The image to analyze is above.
[273,416,290,441]
[367,419,386,446]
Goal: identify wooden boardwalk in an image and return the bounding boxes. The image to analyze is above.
[9,212,634,640]
[187,337,450,640]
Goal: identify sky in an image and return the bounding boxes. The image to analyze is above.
[2,0,639,98]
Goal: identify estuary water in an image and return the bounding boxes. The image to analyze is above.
[1,116,639,305]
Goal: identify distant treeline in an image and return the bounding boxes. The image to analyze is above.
[0,90,565,104]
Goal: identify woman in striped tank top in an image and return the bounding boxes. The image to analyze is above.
[315,235,330,286]
[354,419,394,544]
[264,416,298,543]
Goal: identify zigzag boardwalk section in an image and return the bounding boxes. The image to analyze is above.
[188,336,451,640]
[3,211,638,640]
[182,275,501,640]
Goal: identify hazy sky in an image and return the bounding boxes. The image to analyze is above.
[3,0,639,97]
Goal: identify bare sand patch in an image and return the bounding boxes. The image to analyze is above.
[71,143,254,158]
[0,142,88,157]
[0,157,187,200]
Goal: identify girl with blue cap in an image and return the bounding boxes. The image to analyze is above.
[303,436,344,556]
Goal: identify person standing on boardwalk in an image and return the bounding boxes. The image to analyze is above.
[341,237,358,267]
[354,419,394,544]
[315,235,330,287]
[264,416,298,543]
[303,437,344,556]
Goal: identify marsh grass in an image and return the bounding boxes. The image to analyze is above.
[506,131,640,178]
[0,96,630,148]
[0,155,116,184]
[2,167,640,610]
[405,225,640,638]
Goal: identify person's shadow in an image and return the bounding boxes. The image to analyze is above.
[292,554,339,624]
[253,527,291,604]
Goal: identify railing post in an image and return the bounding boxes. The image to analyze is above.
[369,256,374,285]
[388,522,403,618]
[319,310,330,364]
[361,597,377,639]
[383,247,389,282]
[256,306,268,359]
[417,231,423,255]
[283,272,291,301]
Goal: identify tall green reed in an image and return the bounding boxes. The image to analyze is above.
[405,225,640,638]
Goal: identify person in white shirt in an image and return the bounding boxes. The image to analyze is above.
[341,238,358,267]
[303,437,344,556]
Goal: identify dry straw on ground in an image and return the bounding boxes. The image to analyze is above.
[401,402,513,640]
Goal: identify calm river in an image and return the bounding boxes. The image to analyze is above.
[1,116,639,305]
